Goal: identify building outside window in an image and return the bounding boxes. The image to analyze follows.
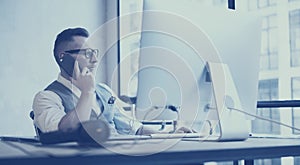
[291,77,300,134]
[252,79,280,134]
[290,9,300,67]
[248,0,277,11]
[260,14,278,70]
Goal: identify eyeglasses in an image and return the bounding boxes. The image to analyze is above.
[64,48,99,59]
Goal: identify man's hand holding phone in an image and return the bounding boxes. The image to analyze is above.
[71,61,95,94]
[59,60,96,131]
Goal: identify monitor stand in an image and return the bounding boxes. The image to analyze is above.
[205,62,249,141]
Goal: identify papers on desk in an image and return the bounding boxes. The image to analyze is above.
[249,133,300,139]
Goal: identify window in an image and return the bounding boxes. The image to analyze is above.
[252,79,280,134]
[295,157,300,165]
[260,14,278,70]
[291,77,300,134]
[213,0,227,6]
[255,158,281,165]
[248,0,277,11]
[290,9,300,67]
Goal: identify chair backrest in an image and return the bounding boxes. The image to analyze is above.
[29,110,42,138]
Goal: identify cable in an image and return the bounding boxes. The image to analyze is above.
[227,107,300,132]
[142,105,180,121]
[141,105,180,132]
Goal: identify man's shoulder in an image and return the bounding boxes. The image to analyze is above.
[45,80,68,91]
[96,83,114,94]
[34,90,62,102]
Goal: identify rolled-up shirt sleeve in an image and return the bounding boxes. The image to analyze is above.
[32,91,66,132]
[113,104,142,135]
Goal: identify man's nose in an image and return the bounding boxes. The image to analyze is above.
[90,54,98,63]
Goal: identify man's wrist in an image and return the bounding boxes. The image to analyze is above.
[136,125,157,135]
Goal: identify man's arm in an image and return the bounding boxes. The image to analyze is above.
[58,61,95,132]
[58,91,94,132]
[33,91,66,132]
[33,83,95,133]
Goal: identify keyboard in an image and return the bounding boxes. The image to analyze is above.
[108,135,151,141]
[150,133,204,139]
[107,133,205,141]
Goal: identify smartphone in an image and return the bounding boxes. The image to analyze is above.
[60,55,76,77]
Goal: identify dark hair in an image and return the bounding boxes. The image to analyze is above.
[53,27,89,64]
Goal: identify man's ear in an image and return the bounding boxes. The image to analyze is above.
[59,53,65,59]
[59,53,65,62]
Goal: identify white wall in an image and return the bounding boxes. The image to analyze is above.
[0,0,106,136]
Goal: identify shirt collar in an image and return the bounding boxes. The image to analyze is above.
[57,73,81,98]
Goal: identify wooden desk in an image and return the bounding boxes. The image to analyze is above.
[0,137,300,165]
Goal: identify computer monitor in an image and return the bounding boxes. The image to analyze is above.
[135,0,261,140]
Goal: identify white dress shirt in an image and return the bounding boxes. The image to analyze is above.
[32,74,101,132]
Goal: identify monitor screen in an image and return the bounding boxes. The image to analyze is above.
[135,0,261,132]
